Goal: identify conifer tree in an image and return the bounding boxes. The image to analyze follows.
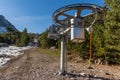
[20,28,29,46]
[104,0,120,64]
[39,30,57,48]
[93,21,105,58]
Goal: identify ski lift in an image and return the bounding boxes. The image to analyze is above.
[49,3,104,75]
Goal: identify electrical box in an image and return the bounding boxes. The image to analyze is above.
[70,18,85,43]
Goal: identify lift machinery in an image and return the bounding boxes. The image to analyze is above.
[48,3,104,75]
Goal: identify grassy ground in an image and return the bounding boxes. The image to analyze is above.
[39,48,60,57]
[39,48,83,61]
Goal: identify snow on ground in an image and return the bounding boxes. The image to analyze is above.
[0,46,32,67]
[0,58,10,67]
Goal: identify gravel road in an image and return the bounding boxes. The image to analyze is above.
[0,48,120,80]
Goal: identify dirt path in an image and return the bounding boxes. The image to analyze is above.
[0,48,120,80]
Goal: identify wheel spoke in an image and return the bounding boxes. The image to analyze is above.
[59,19,67,24]
[82,12,96,19]
[76,8,82,18]
[61,13,74,19]
[59,18,70,26]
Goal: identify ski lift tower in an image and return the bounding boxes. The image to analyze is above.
[48,3,104,75]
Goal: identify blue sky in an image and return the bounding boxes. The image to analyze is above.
[0,0,104,33]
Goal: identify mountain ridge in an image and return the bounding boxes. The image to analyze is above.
[0,15,17,33]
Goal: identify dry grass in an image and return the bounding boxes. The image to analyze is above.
[39,48,60,57]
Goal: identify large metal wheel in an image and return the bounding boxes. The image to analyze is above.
[53,3,104,27]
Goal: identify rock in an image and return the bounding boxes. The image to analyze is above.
[100,70,103,72]
[70,77,76,80]
[53,72,58,76]
[70,70,75,73]
[87,66,93,69]
[105,72,110,75]
[97,59,101,65]
[94,75,97,77]
[50,46,56,49]
[80,72,86,76]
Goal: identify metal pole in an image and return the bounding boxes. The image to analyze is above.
[90,32,92,63]
[88,31,93,69]
[59,36,66,75]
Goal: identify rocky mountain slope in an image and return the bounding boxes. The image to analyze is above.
[0,15,17,33]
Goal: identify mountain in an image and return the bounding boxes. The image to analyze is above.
[0,15,17,33]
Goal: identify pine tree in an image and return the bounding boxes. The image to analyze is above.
[39,30,57,48]
[93,21,105,59]
[104,0,120,64]
[20,28,29,46]
[38,31,48,48]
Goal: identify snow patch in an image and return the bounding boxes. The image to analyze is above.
[0,58,11,67]
[0,46,32,67]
